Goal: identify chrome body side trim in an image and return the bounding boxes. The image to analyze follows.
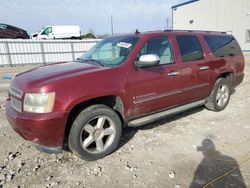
[128,99,206,127]
[133,83,209,105]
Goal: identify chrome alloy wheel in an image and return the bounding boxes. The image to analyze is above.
[80,116,116,154]
[216,84,229,107]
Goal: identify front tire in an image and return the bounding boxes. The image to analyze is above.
[205,78,231,111]
[68,104,122,161]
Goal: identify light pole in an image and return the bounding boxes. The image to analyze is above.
[166,17,169,30]
[111,15,114,35]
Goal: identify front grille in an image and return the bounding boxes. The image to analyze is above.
[10,86,23,112]
[10,97,22,112]
[10,87,23,98]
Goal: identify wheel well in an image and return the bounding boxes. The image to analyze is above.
[63,96,124,148]
[218,72,234,86]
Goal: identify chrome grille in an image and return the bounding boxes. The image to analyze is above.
[10,87,23,98]
[10,86,23,112]
[10,97,22,112]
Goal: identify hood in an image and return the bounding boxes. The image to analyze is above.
[14,61,106,90]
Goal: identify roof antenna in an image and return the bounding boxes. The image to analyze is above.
[135,29,140,34]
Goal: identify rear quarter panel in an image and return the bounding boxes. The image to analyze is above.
[201,34,245,90]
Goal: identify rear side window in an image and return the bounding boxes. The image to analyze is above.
[204,35,242,57]
[176,36,203,62]
[7,25,20,33]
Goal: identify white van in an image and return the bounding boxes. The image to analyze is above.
[31,25,81,39]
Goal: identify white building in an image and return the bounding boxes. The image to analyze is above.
[172,0,250,52]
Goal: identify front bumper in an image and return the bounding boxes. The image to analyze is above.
[34,143,62,154]
[5,100,68,150]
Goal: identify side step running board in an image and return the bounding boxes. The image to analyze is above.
[128,99,206,127]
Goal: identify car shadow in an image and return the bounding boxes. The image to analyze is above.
[118,106,204,150]
[190,139,246,188]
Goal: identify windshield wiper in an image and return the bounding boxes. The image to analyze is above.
[77,58,105,67]
[87,59,105,67]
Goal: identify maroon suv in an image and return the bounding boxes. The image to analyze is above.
[5,30,245,160]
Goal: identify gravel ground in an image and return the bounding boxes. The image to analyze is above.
[0,59,249,188]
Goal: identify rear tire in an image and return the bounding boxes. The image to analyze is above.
[68,104,122,161]
[205,78,231,111]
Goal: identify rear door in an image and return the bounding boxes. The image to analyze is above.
[127,35,182,119]
[174,34,211,104]
[6,25,20,38]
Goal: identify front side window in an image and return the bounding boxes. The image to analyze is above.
[138,36,174,65]
[79,36,139,66]
[41,27,52,35]
[176,35,204,62]
[204,35,242,57]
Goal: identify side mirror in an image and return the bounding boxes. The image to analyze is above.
[32,33,38,38]
[134,54,160,68]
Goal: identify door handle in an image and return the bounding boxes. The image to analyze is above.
[167,71,179,77]
[200,66,209,71]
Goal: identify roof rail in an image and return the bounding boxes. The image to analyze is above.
[164,29,193,32]
[163,30,228,34]
[146,30,163,33]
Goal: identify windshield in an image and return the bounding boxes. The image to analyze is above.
[79,36,139,66]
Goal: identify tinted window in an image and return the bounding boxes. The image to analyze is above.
[138,37,174,65]
[7,25,20,33]
[176,36,203,62]
[0,24,7,30]
[204,35,242,57]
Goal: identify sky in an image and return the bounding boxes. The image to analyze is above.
[0,0,186,35]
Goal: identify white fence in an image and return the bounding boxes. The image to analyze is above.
[0,39,101,66]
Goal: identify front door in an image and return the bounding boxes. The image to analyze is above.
[127,36,182,119]
[39,27,53,39]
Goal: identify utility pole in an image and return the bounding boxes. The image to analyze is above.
[111,15,114,35]
[166,17,169,30]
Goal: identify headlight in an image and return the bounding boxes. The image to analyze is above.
[24,92,55,113]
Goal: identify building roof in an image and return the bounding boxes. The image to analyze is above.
[172,0,199,9]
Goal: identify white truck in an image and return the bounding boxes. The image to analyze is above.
[31,25,81,40]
